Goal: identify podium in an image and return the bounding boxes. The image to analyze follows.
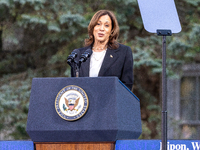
[26,77,142,150]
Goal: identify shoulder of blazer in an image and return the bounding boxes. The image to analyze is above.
[110,43,132,54]
[118,43,131,50]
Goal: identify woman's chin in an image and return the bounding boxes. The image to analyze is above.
[95,38,108,43]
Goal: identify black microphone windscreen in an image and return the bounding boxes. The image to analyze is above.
[79,49,91,62]
[67,49,80,65]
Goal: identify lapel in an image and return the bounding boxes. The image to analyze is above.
[98,47,119,76]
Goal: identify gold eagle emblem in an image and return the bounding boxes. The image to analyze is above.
[64,97,80,111]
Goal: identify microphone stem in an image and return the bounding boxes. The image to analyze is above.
[75,62,79,77]
[76,71,79,77]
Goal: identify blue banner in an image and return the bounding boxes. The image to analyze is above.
[0,141,34,150]
[0,140,200,150]
[116,140,200,150]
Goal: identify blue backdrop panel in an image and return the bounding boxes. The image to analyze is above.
[0,141,34,150]
[116,140,200,150]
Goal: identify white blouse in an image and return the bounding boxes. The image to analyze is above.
[89,50,107,77]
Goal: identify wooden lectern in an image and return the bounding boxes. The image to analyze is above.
[26,77,142,150]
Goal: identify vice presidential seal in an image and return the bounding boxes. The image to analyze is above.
[55,85,89,121]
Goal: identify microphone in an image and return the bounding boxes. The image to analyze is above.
[67,49,79,65]
[79,49,91,63]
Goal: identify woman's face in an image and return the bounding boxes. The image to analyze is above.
[93,15,112,44]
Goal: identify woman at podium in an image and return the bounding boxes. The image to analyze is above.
[70,10,133,90]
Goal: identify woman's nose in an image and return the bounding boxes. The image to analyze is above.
[100,25,104,30]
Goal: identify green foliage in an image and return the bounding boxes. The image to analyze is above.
[19,14,47,27]
[0,74,32,139]
[183,0,200,7]
[1,0,200,140]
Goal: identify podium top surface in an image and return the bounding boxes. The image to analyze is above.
[31,77,140,101]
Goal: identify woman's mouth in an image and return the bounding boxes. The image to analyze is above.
[98,33,104,37]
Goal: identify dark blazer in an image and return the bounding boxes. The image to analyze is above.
[71,43,133,90]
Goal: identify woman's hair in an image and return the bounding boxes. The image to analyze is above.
[85,10,119,49]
